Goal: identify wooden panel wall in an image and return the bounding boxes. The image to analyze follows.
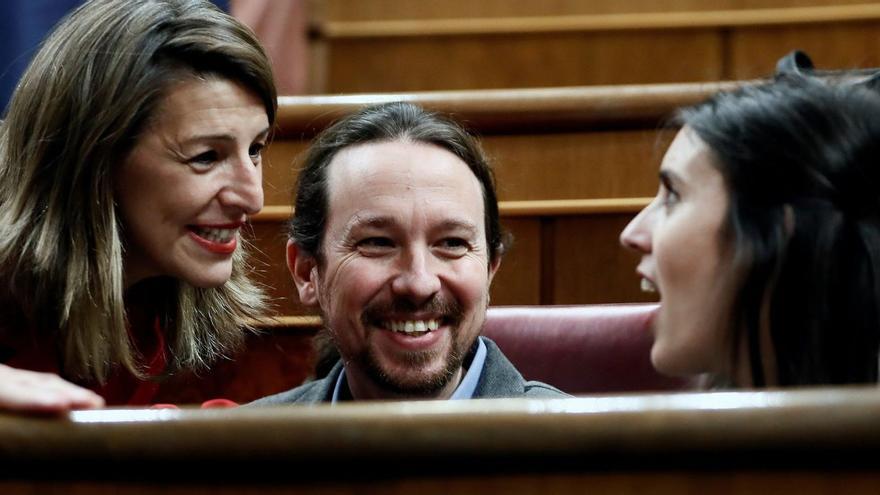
[551,214,656,305]
[485,129,673,201]
[263,140,308,206]
[307,4,880,93]
[264,127,672,204]
[319,30,724,92]
[728,22,880,79]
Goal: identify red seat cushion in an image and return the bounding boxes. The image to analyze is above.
[484,304,694,395]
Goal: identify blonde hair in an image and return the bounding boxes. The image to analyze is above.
[0,0,277,382]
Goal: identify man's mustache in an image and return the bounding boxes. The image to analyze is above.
[361,296,464,326]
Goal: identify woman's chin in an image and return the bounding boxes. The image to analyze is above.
[650,343,703,378]
[178,266,234,289]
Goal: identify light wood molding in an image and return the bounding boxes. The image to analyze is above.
[500,198,651,216]
[246,315,322,329]
[252,198,653,223]
[314,4,880,38]
[275,82,743,136]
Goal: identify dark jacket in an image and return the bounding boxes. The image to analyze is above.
[251,337,568,404]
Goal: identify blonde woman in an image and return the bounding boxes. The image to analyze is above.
[0,0,277,411]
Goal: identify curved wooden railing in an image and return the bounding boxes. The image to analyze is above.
[274,81,743,136]
[253,198,652,223]
[4,388,880,491]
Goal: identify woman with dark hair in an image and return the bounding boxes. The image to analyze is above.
[0,0,277,411]
[620,63,880,387]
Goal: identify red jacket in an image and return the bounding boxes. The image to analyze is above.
[1,317,235,408]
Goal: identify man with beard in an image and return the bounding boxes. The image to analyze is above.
[252,102,566,403]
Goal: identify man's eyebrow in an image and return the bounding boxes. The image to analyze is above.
[341,214,395,237]
[437,219,479,235]
[339,216,478,237]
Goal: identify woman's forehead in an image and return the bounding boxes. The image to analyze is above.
[661,128,719,184]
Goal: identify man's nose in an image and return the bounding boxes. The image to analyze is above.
[218,151,264,215]
[391,248,442,305]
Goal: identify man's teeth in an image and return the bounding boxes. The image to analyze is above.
[640,277,657,293]
[195,227,236,243]
[388,320,440,334]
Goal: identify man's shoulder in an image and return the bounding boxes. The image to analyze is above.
[249,380,326,405]
[476,337,570,398]
[248,362,342,405]
[522,380,568,398]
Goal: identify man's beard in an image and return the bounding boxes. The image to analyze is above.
[351,295,471,397]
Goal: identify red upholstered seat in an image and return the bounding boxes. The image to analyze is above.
[483,304,696,395]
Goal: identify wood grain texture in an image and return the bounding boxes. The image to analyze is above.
[318,0,876,21]
[492,218,542,306]
[306,4,880,92]
[317,5,880,37]
[323,30,723,92]
[262,139,308,206]
[260,129,674,204]
[4,472,880,494]
[254,198,654,223]
[5,388,880,492]
[728,21,880,79]
[551,214,659,305]
[276,82,739,136]
[485,129,674,201]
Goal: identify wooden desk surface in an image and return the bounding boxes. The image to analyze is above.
[3,387,880,493]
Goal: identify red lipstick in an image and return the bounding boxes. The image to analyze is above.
[187,224,240,255]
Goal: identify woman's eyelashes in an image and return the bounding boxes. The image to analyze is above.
[188,149,219,169]
[186,139,266,170]
[248,141,265,163]
[661,186,680,209]
[658,173,681,210]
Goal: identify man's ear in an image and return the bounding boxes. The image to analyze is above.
[287,239,319,307]
[487,255,501,286]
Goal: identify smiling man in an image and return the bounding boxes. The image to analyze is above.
[253,102,565,403]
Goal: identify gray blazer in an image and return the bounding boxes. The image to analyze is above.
[251,337,568,405]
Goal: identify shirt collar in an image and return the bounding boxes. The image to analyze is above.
[448,336,487,400]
